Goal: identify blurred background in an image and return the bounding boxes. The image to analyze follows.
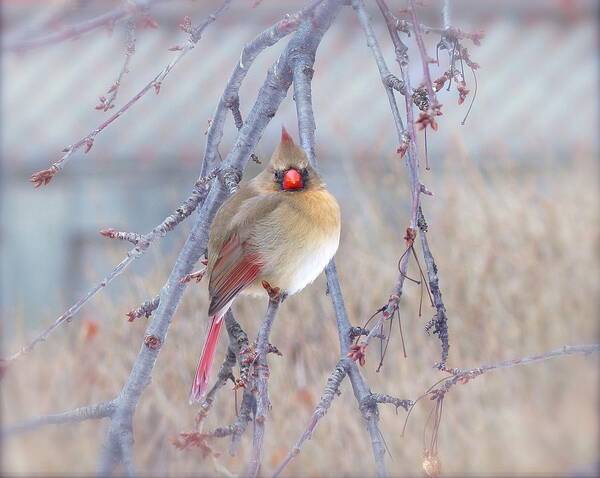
[1,0,598,476]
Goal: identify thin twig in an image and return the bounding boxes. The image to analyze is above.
[351,0,405,140]
[3,0,163,53]
[272,362,346,477]
[30,0,233,187]
[1,400,115,437]
[439,344,600,394]
[126,295,160,322]
[408,0,438,107]
[96,19,137,112]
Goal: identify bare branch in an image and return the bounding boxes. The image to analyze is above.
[417,210,449,366]
[373,0,452,367]
[351,0,405,140]
[30,1,233,186]
[438,344,600,394]
[246,286,283,478]
[363,393,412,413]
[100,228,144,246]
[201,0,325,177]
[352,0,415,355]
[272,362,346,477]
[442,0,451,29]
[2,400,115,437]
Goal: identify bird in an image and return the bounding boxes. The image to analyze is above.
[189,127,341,403]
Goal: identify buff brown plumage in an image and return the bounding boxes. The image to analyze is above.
[189,127,340,402]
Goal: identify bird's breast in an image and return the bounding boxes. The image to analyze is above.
[246,188,341,296]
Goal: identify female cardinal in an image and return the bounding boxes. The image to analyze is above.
[190,127,341,402]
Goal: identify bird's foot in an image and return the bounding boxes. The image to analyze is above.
[261,280,281,301]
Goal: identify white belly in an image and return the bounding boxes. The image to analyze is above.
[284,232,339,295]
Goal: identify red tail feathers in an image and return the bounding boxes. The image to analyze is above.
[189,312,226,403]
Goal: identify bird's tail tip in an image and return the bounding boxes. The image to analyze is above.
[189,314,224,405]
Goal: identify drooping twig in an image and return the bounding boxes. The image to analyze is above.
[246,284,283,478]
[96,19,137,112]
[1,401,115,437]
[272,362,346,477]
[30,0,233,187]
[374,0,452,367]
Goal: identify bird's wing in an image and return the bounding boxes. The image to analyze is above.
[207,189,281,316]
[208,233,262,316]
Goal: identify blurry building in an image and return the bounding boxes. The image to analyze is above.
[1,0,598,318]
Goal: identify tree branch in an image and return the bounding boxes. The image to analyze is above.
[290,21,390,471]
[438,344,600,394]
[200,0,324,178]
[272,361,346,477]
[1,400,115,437]
[246,288,283,478]
[96,19,137,112]
[373,0,452,367]
[407,0,438,108]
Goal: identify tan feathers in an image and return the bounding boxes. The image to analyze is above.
[206,128,340,303]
